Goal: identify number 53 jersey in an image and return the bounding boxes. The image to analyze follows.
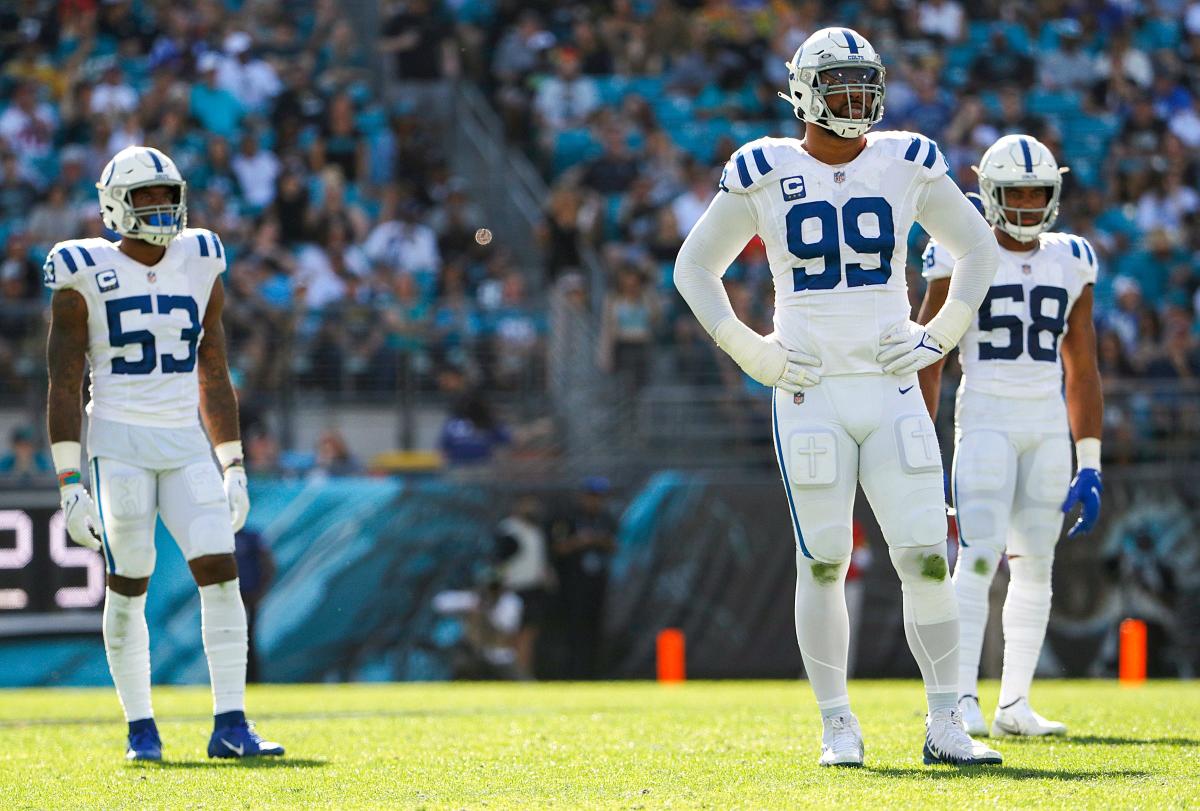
[44,229,226,429]
[922,231,1097,408]
[721,130,949,376]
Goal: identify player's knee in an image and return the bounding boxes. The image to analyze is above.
[797,548,849,586]
[887,496,949,548]
[1008,554,1053,587]
[954,544,1001,581]
[797,523,852,570]
[189,553,238,586]
[890,544,957,624]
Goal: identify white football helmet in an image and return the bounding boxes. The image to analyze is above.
[96,146,187,246]
[974,134,1068,242]
[778,27,886,139]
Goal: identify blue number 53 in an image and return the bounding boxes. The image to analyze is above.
[106,295,201,375]
[786,197,896,291]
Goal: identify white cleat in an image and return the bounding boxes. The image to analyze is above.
[819,713,865,767]
[958,695,988,736]
[923,708,1003,766]
[991,697,1068,737]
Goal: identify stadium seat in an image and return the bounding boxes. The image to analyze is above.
[551,128,602,175]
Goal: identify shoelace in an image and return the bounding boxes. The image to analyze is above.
[934,709,977,751]
[828,717,859,751]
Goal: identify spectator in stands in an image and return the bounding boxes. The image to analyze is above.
[916,0,964,44]
[488,271,543,390]
[550,476,618,680]
[364,195,441,280]
[1,230,42,300]
[89,62,139,118]
[494,496,553,680]
[535,47,600,140]
[671,159,714,240]
[190,52,243,139]
[598,261,661,391]
[438,364,512,465]
[1038,20,1096,91]
[381,0,458,81]
[969,28,1035,92]
[581,124,640,195]
[234,527,276,683]
[0,82,55,164]
[232,130,281,212]
[310,428,362,478]
[0,425,52,481]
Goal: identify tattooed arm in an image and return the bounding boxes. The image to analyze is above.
[198,277,240,445]
[46,289,90,443]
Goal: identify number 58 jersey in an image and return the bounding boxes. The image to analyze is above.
[922,231,1097,401]
[721,130,949,376]
[44,229,227,429]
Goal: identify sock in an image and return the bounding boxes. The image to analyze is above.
[103,588,153,723]
[199,579,248,716]
[889,545,961,714]
[952,546,999,698]
[794,555,852,718]
[998,555,1053,707]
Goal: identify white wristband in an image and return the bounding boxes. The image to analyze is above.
[924,299,973,351]
[50,441,83,474]
[1075,437,1101,471]
[215,440,244,470]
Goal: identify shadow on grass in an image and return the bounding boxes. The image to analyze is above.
[1003,735,1200,747]
[134,757,328,770]
[867,766,1149,781]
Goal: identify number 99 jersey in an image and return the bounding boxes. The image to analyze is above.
[43,229,227,429]
[922,231,1097,407]
[720,130,949,376]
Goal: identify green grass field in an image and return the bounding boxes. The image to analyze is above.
[1,680,1196,809]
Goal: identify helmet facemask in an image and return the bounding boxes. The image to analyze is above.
[813,64,885,137]
[978,177,1062,242]
[107,180,188,246]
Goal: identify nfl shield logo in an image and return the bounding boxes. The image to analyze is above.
[793,391,805,405]
[833,171,846,184]
[1022,264,1032,275]
[147,270,157,283]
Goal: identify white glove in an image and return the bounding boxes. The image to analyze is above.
[61,483,103,551]
[714,319,822,393]
[215,441,250,532]
[223,466,250,532]
[876,320,948,376]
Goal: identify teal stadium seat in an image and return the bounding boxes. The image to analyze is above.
[552,128,602,175]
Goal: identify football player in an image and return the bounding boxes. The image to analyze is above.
[917,134,1103,737]
[674,28,1002,766]
[45,146,284,761]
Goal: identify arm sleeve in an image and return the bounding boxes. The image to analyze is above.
[915,174,999,346]
[672,190,758,336]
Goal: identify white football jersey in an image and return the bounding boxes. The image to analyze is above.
[721,130,949,376]
[923,231,1097,400]
[44,229,227,429]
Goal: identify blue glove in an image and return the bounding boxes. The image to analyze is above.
[1062,468,1102,538]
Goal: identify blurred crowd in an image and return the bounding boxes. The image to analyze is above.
[0,0,546,420]
[406,0,1200,452]
[1,0,1198,463]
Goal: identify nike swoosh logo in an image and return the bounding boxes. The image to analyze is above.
[221,738,244,756]
[917,334,944,354]
[899,385,914,394]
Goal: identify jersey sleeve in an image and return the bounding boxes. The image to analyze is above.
[718,139,781,194]
[873,130,949,184]
[42,242,86,291]
[921,239,955,282]
[1071,235,1098,286]
[184,228,228,281]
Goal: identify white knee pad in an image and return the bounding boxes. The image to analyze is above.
[797,550,850,586]
[159,462,235,561]
[953,431,1013,549]
[890,543,957,625]
[954,543,1001,581]
[1008,554,1053,587]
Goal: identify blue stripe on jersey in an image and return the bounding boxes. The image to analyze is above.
[771,391,813,560]
[76,245,95,266]
[1082,239,1094,266]
[842,29,859,54]
[212,233,224,259]
[923,141,938,168]
[904,137,921,162]
[751,146,772,176]
[735,153,752,188]
[148,150,163,172]
[1019,138,1033,172]
[1070,239,1081,259]
[56,248,78,274]
[196,233,210,257]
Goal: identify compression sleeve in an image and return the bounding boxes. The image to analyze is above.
[915,174,999,348]
[672,190,759,336]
